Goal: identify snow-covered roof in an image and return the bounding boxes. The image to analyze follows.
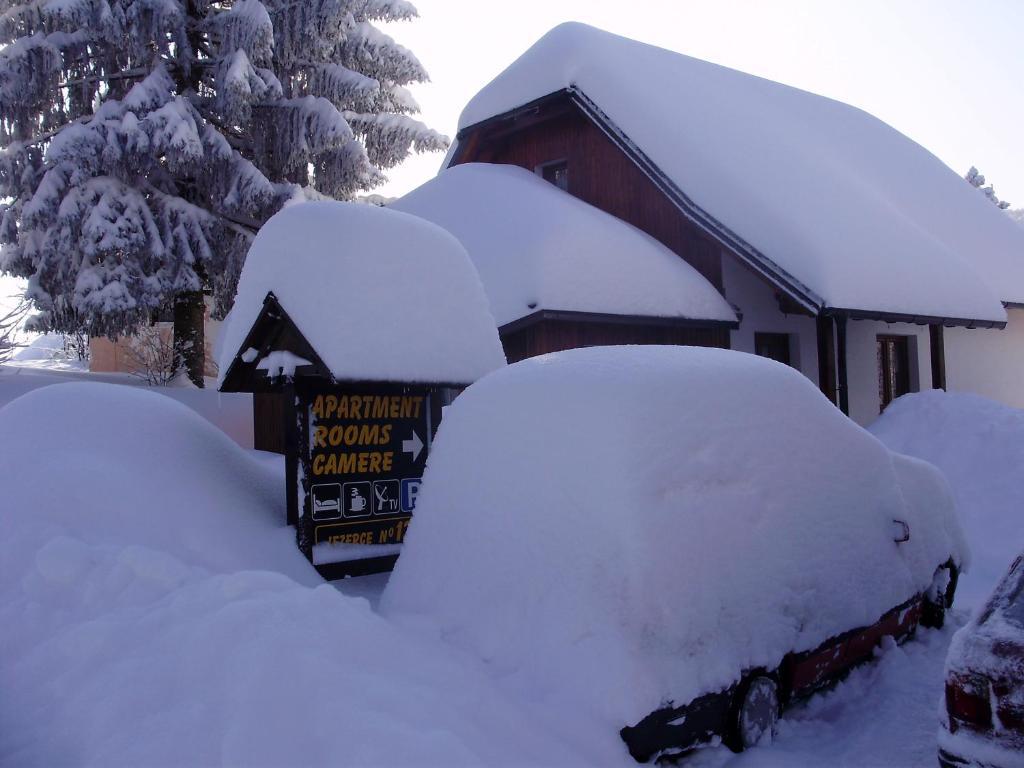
[391,164,736,327]
[218,201,506,386]
[453,23,1023,320]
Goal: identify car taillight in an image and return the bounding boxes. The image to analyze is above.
[946,675,993,730]
[994,681,1024,732]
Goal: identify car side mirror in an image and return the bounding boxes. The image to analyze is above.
[892,519,910,544]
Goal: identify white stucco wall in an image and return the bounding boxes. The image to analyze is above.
[723,258,938,426]
[945,307,1024,410]
[722,258,820,383]
[843,318,930,426]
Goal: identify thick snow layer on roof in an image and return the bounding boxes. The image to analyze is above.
[382,346,967,725]
[391,164,736,326]
[218,201,505,386]
[456,23,1021,317]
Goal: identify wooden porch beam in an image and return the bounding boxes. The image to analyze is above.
[816,314,837,407]
[835,314,850,416]
[929,324,947,390]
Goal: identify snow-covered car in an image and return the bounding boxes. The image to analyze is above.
[940,552,1024,768]
[382,346,968,763]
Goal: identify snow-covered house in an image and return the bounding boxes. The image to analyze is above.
[437,22,1024,425]
[392,163,737,359]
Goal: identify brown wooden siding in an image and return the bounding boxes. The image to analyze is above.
[501,319,729,364]
[254,392,286,454]
[455,100,724,292]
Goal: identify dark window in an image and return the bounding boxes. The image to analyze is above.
[540,160,569,191]
[877,335,911,412]
[754,332,791,366]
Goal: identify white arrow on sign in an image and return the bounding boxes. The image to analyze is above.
[402,429,424,462]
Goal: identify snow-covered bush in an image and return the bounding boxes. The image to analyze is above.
[0,295,29,363]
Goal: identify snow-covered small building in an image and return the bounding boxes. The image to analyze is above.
[442,22,1024,425]
[218,201,505,575]
[392,163,737,360]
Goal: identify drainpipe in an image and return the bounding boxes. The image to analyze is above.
[835,313,849,416]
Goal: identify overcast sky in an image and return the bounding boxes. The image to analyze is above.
[379,0,1024,207]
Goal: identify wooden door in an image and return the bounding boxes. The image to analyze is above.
[877,335,910,412]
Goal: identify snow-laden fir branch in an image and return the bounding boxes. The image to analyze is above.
[0,0,448,338]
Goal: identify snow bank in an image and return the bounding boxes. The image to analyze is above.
[391,163,736,326]
[0,366,255,448]
[0,382,310,584]
[455,23,1019,316]
[870,390,1024,607]
[383,346,967,728]
[218,201,505,386]
[11,332,66,361]
[0,383,610,766]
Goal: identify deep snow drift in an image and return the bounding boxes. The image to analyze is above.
[870,390,1024,607]
[392,163,736,326]
[2,376,1019,767]
[217,200,506,386]
[383,346,967,728]
[0,383,609,766]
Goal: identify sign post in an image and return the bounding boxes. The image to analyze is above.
[216,201,506,580]
[295,382,444,576]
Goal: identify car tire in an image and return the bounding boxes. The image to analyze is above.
[921,562,959,630]
[724,674,780,753]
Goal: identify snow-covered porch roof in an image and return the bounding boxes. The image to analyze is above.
[447,23,1024,328]
[218,201,506,390]
[391,163,737,329]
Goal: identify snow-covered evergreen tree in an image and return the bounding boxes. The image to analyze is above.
[965,166,1011,210]
[0,0,447,384]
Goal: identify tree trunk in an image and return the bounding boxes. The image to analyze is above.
[173,290,205,387]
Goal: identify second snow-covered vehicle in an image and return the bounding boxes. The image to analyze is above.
[940,551,1024,768]
[382,346,968,763]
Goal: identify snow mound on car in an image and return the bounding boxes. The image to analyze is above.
[383,346,967,726]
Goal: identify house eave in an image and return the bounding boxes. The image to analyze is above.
[498,308,740,336]
[220,293,475,393]
[821,306,1006,330]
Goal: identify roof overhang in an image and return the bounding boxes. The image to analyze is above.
[499,308,740,336]
[219,292,332,393]
[823,307,1006,330]
[219,293,474,393]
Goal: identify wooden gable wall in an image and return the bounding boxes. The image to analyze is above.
[502,317,730,364]
[453,98,724,292]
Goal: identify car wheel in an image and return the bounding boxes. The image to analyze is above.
[921,562,959,629]
[725,675,780,753]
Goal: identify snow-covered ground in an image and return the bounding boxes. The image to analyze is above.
[0,372,1019,766]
